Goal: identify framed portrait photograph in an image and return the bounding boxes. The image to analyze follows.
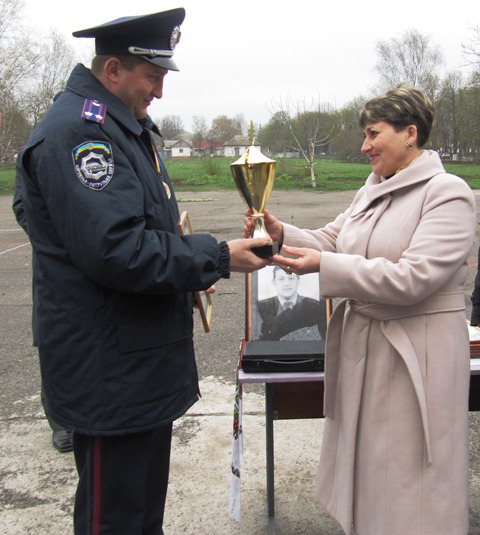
[177,211,213,333]
[242,266,331,372]
[245,265,331,342]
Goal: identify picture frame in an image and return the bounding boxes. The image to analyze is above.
[245,265,331,342]
[177,211,213,333]
[242,266,331,372]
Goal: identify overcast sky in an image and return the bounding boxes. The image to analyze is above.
[23,0,478,131]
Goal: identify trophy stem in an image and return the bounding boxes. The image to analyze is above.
[251,214,279,258]
[251,214,269,240]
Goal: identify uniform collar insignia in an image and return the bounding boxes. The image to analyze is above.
[81,99,107,124]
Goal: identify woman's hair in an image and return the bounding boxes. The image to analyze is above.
[359,87,435,147]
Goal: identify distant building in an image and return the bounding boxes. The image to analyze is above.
[159,138,194,158]
[194,140,224,157]
[223,135,261,158]
[275,151,300,158]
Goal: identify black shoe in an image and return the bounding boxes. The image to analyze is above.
[52,429,73,453]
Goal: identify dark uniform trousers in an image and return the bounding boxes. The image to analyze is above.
[73,424,173,535]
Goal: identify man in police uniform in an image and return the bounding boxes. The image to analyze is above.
[15,8,270,534]
[256,266,327,340]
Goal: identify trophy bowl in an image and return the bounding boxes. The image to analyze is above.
[230,144,279,258]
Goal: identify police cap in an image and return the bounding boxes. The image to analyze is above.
[72,8,185,71]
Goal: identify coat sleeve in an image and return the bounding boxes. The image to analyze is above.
[282,188,362,252]
[21,131,227,296]
[12,166,28,234]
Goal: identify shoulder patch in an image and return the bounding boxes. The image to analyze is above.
[81,99,107,124]
[72,141,114,191]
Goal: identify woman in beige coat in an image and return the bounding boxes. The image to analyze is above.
[249,87,476,534]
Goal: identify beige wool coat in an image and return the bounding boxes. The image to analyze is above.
[282,151,476,535]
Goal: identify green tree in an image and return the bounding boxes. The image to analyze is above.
[431,71,464,157]
[257,111,291,155]
[457,74,480,162]
[208,114,245,145]
[330,98,366,162]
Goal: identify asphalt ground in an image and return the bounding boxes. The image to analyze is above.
[1,189,479,534]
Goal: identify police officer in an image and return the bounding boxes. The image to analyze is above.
[15,8,270,534]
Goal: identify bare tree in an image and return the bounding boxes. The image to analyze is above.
[190,115,212,154]
[462,24,480,69]
[157,114,184,139]
[0,0,23,40]
[0,0,40,95]
[269,96,340,188]
[0,91,30,161]
[22,30,76,128]
[0,0,42,160]
[374,30,444,98]
[192,115,208,140]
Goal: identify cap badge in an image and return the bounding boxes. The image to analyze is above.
[170,26,181,50]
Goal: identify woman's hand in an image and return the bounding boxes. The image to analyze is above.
[270,244,321,275]
[243,209,284,245]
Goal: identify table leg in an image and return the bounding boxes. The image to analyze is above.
[266,383,275,534]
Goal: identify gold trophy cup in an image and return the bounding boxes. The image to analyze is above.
[230,143,279,258]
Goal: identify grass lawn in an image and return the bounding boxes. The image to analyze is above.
[2,157,480,194]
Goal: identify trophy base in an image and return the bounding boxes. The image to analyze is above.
[252,241,280,258]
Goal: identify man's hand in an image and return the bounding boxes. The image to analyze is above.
[227,238,273,273]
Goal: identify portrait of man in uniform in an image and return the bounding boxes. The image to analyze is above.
[250,265,327,341]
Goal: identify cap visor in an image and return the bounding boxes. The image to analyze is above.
[143,56,179,71]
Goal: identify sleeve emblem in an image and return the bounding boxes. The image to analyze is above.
[72,141,114,190]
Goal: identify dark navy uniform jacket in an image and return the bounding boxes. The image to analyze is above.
[16,64,229,435]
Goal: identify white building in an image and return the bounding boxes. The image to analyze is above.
[162,138,194,158]
[223,136,261,158]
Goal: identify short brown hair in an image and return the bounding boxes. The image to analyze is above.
[359,87,435,147]
[90,54,147,75]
